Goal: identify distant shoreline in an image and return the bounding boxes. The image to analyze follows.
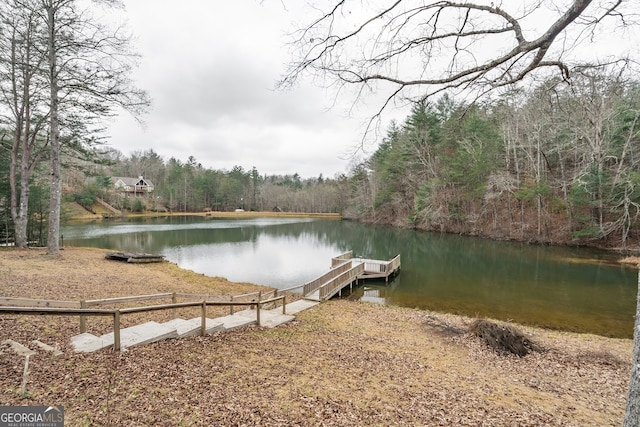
[65,210,342,221]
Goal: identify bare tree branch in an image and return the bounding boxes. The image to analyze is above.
[281,0,632,114]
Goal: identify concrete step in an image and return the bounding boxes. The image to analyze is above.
[304,290,321,302]
[2,339,36,356]
[163,317,224,337]
[2,339,62,357]
[32,340,63,357]
[214,312,257,331]
[71,332,110,353]
[234,308,296,329]
[71,321,178,352]
[106,321,178,350]
[283,299,320,315]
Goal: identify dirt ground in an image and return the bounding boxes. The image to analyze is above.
[0,247,634,426]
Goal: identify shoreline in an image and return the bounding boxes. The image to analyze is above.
[63,208,640,267]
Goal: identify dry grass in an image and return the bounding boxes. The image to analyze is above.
[621,256,640,266]
[0,247,634,426]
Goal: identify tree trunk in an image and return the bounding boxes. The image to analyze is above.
[46,2,61,255]
[623,270,640,426]
[9,131,28,248]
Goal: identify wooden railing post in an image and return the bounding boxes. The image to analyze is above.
[229,295,234,315]
[282,295,286,314]
[200,301,207,336]
[256,291,261,326]
[172,292,177,318]
[113,310,121,352]
[79,300,87,333]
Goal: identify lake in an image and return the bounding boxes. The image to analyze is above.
[61,216,638,338]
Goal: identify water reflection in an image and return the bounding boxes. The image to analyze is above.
[62,216,637,338]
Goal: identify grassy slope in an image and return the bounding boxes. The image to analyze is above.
[0,247,633,426]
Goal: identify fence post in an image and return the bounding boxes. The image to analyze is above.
[172,292,177,318]
[200,301,207,336]
[79,300,87,333]
[282,295,286,314]
[256,291,261,326]
[229,295,234,315]
[113,310,121,352]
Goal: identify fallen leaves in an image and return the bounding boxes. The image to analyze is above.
[0,248,634,426]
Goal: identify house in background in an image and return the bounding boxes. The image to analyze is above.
[112,176,154,194]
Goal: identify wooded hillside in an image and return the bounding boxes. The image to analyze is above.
[347,70,640,250]
[2,71,639,250]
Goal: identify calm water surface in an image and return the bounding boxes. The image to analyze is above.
[61,216,637,338]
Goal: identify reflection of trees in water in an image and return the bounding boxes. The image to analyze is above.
[64,217,637,337]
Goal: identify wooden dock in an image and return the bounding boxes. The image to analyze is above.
[303,251,400,302]
[105,252,165,263]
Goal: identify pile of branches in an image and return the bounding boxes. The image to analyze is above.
[469,319,543,357]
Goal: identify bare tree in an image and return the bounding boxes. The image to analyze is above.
[281,0,635,127]
[1,0,148,252]
[281,1,639,423]
[37,0,149,254]
[0,0,49,248]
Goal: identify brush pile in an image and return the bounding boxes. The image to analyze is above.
[469,319,543,356]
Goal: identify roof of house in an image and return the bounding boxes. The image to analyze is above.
[113,176,154,187]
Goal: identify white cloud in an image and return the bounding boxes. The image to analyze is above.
[103,1,371,178]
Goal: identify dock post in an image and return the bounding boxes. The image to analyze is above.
[79,300,87,333]
[113,310,121,352]
[200,301,207,336]
[256,292,261,326]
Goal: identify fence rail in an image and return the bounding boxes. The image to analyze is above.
[1,251,400,351]
[331,251,353,268]
[302,260,353,296]
[0,295,286,351]
[318,262,365,301]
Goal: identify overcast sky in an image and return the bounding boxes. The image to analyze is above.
[104,1,637,179]
[104,1,386,179]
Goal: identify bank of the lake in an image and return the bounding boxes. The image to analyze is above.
[0,247,633,426]
[61,214,637,339]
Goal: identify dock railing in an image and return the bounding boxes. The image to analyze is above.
[331,251,352,268]
[388,254,401,272]
[318,262,364,301]
[303,260,352,296]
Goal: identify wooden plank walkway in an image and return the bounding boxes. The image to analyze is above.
[105,252,165,263]
[303,252,401,302]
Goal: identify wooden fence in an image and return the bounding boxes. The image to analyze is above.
[0,293,285,351]
[331,251,353,268]
[318,262,365,301]
[302,260,354,296]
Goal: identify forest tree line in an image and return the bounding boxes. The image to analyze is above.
[348,68,640,249]
[2,67,639,250]
[71,150,350,215]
